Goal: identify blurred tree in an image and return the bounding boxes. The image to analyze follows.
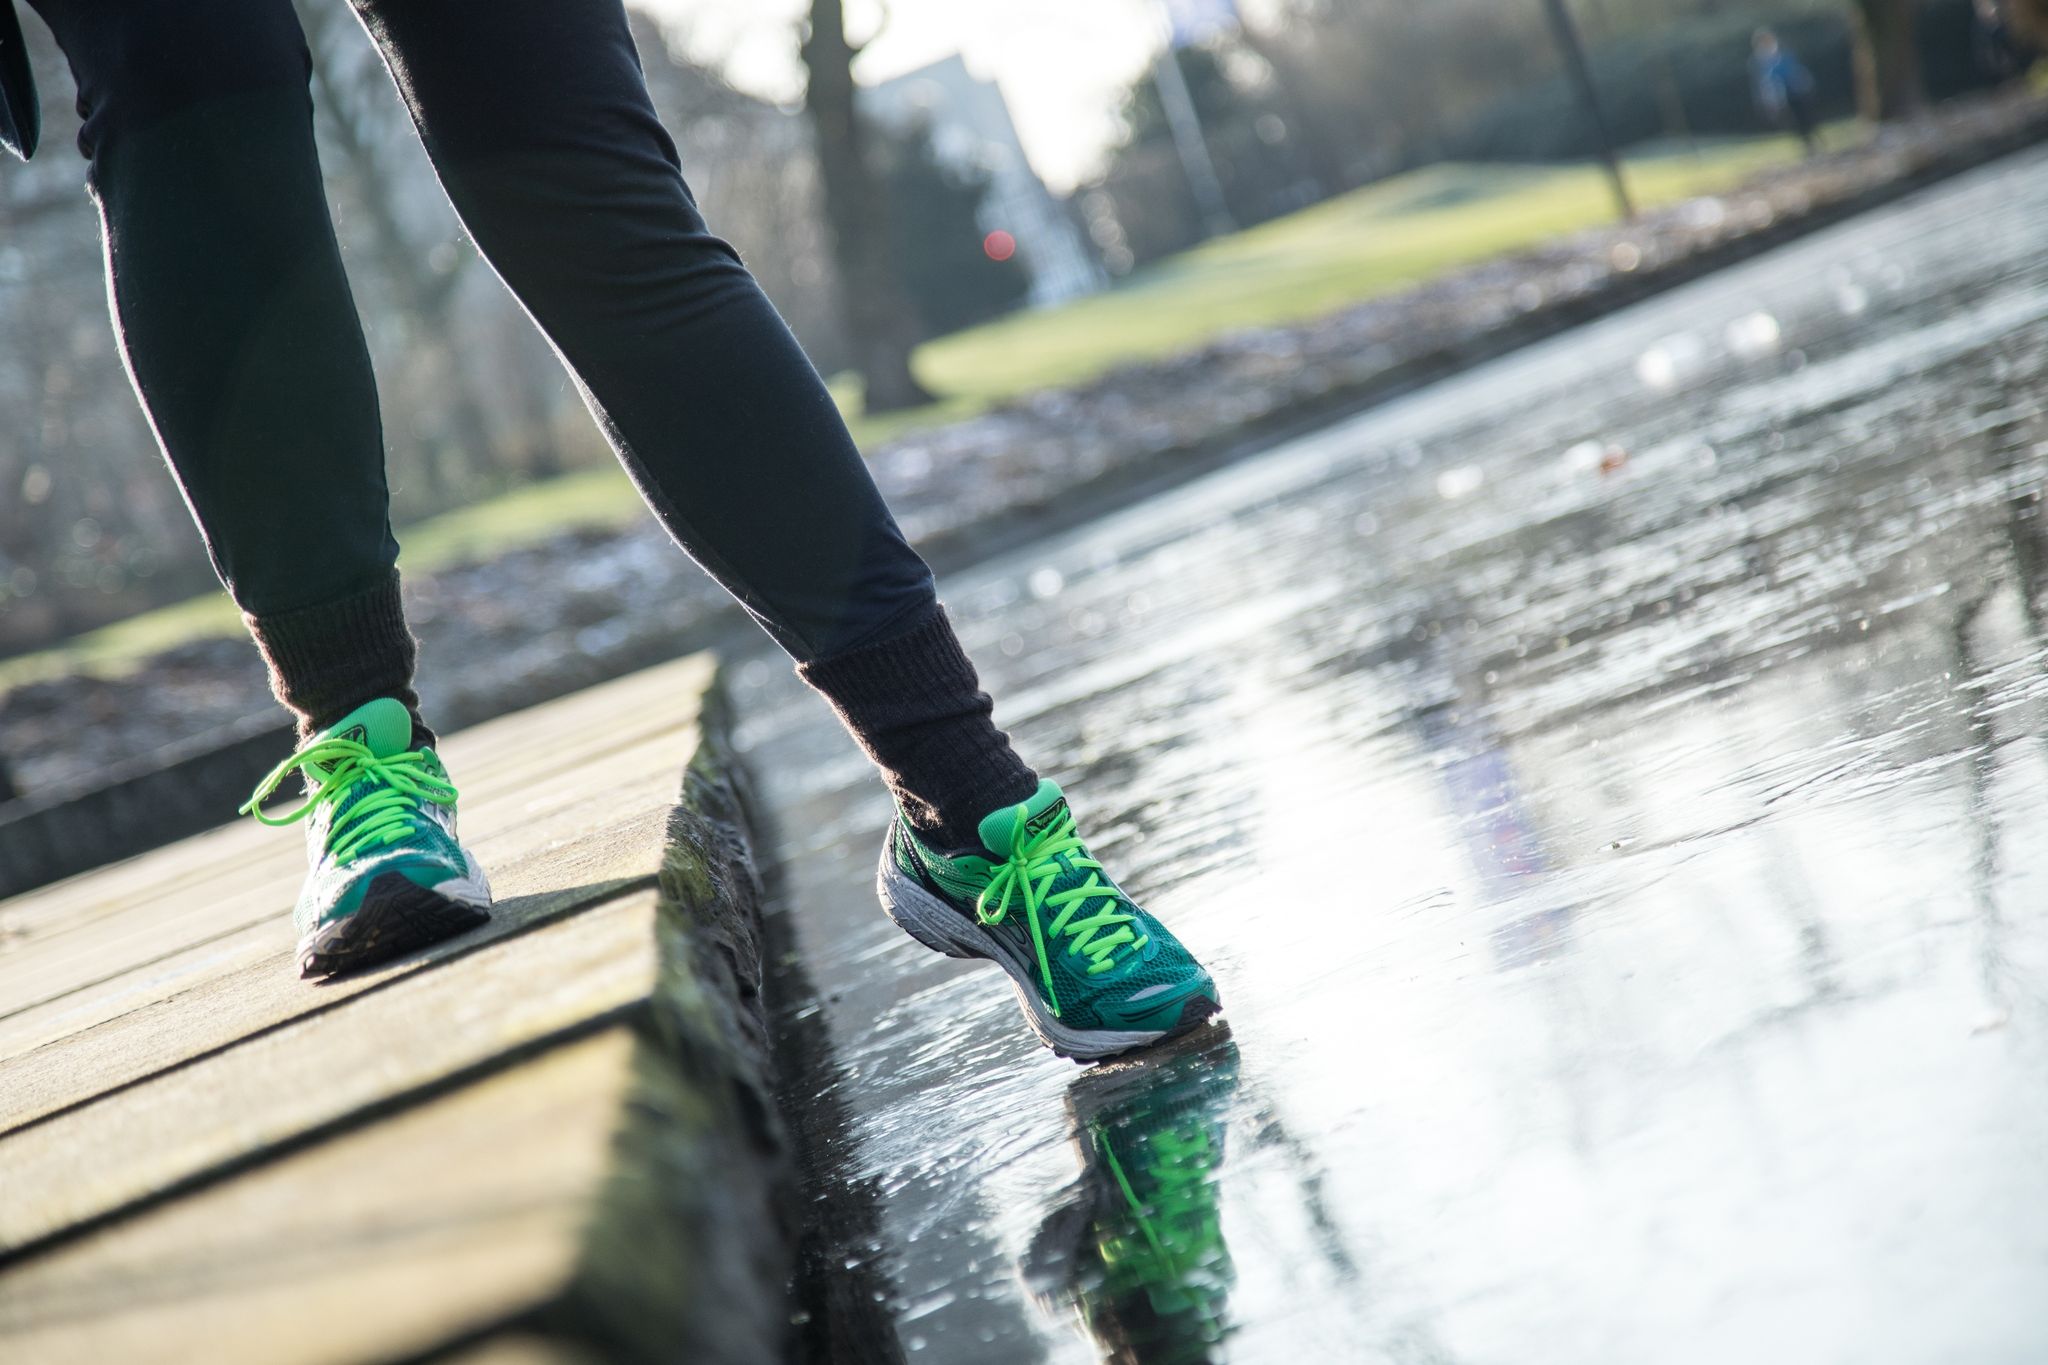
[800,0,934,412]
[1850,0,1929,118]
[1088,41,1317,268]
[2015,0,2048,46]
[1232,21,1348,198]
[1118,47,1245,151]
[1251,0,1551,183]
[1541,0,1634,219]
[874,117,1029,337]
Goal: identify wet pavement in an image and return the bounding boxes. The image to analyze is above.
[730,146,2048,1364]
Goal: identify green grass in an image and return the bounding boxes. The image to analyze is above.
[0,467,652,692]
[1,135,1829,692]
[913,136,1820,401]
[391,465,648,567]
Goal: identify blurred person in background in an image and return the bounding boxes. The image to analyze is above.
[0,0,1217,1062]
[1751,27,1820,153]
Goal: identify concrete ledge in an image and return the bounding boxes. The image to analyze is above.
[0,655,792,1363]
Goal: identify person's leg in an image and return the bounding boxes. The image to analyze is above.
[31,0,487,977]
[349,0,1034,849]
[1791,96,1817,154]
[351,0,1216,1052]
[26,0,421,740]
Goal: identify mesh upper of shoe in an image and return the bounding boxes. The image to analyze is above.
[899,786,1214,1022]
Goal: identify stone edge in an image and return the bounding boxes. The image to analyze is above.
[521,676,796,1365]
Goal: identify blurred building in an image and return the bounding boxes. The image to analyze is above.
[862,55,1105,307]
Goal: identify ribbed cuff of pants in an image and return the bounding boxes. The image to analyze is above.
[243,571,427,742]
[797,601,1039,851]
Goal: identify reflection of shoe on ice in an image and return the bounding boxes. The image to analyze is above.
[1025,1032,1241,1359]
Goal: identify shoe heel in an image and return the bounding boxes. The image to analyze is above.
[874,854,981,961]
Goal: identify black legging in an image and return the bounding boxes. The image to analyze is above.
[25,0,934,660]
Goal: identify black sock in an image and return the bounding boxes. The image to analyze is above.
[797,601,1038,851]
[242,570,432,745]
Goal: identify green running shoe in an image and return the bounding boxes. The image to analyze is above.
[242,697,491,979]
[877,778,1220,1061]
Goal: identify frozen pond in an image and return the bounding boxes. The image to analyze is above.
[732,147,2048,1364]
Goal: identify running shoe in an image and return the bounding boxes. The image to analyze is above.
[242,696,491,978]
[876,777,1219,1061]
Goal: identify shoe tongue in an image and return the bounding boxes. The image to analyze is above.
[976,778,1069,858]
[314,697,415,759]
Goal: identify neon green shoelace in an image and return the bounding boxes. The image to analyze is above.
[975,807,1149,1017]
[240,737,456,865]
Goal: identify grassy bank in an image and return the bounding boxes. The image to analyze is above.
[913,135,1819,402]
[1,135,1819,692]
[0,467,651,692]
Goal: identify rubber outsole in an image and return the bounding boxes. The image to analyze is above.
[876,846,1219,1063]
[297,868,491,979]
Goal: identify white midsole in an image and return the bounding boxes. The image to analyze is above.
[875,848,1169,1061]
